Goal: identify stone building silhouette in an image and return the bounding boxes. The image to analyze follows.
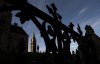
[8,23,28,53]
[0,0,12,51]
[0,0,28,52]
[31,32,36,52]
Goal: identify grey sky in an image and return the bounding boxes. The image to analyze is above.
[12,0,100,52]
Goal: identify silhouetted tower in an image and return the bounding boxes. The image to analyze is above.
[31,32,36,52]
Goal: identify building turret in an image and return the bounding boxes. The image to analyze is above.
[31,32,36,52]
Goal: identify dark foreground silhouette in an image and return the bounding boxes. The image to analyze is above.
[0,0,100,64]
